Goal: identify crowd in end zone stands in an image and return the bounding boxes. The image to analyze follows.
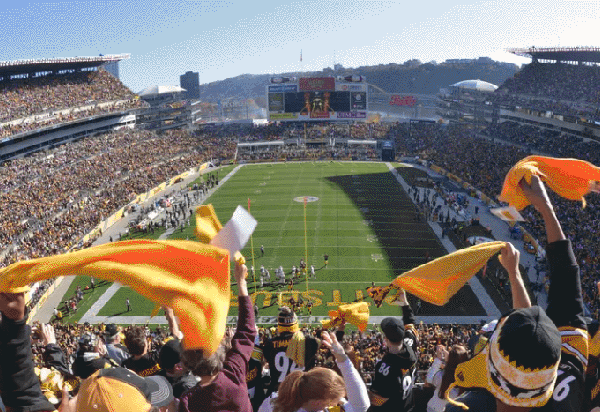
[0,69,145,139]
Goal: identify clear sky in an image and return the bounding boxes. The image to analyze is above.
[2,0,599,92]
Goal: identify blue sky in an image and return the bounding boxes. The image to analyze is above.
[2,0,599,92]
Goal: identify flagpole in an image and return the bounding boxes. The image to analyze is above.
[248,198,256,293]
[304,196,308,292]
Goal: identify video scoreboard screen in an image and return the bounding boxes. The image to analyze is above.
[267,77,368,122]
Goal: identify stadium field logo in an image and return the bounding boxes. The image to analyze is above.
[294,196,319,203]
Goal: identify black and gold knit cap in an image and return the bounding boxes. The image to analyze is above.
[448,306,561,409]
[278,306,298,326]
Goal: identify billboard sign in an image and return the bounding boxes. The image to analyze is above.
[389,95,417,107]
[268,85,298,93]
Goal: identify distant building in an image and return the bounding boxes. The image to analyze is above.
[103,61,120,79]
[180,71,200,99]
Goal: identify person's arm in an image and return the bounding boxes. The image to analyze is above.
[164,306,183,340]
[39,323,72,377]
[0,292,56,412]
[520,175,565,243]
[396,289,415,326]
[520,175,584,328]
[322,331,370,412]
[426,345,447,386]
[223,262,257,384]
[500,242,531,309]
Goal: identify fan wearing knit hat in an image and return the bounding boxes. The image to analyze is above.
[368,289,419,412]
[445,174,589,411]
[262,306,322,396]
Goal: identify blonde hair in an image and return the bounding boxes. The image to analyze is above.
[274,368,345,412]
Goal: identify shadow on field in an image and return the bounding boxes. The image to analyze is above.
[325,170,486,317]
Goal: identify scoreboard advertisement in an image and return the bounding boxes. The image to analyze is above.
[267,77,368,122]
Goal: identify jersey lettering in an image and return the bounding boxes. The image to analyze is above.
[552,371,576,402]
[274,351,302,382]
[378,363,390,376]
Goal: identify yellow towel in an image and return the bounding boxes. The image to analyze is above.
[391,242,506,306]
[499,155,600,211]
[0,205,239,355]
[321,302,369,332]
[285,331,306,367]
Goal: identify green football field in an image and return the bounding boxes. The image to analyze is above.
[61,161,486,325]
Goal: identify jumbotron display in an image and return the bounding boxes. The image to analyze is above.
[267,76,368,121]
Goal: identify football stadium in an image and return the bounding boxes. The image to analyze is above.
[1,45,599,411]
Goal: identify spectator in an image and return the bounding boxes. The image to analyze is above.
[425,345,469,412]
[123,325,162,377]
[368,289,419,412]
[446,175,588,411]
[178,262,257,412]
[261,307,321,396]
[258,331,369,412]
[72,332,115,379]
[103,323,129,366]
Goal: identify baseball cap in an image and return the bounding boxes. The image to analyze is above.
[448,306,561,408]
[381,317,405,343]
[159,338,183,371]
[103,323,120,340]
[77,367,173,412]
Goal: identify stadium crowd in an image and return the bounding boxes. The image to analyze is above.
[1,58,600,412]
[0,128,238,275]
[0,175,594,411]
[496,62,600,104]
[0,69,140,126]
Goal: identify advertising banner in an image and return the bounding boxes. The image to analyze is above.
[335,84,366,92]
[299,77,335,91]
[268,85,298,93]
[389,95,417,107]
[337,112,367,119]
[270,113,298,120]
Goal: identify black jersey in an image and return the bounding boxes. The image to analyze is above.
[369,329,418,412]
[262,332,319,395]
[447,240,589,412]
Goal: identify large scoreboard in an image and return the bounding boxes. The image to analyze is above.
[267,76,368,122]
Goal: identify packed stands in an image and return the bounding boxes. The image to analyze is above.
[0,68,145,140]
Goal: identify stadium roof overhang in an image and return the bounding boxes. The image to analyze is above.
[0,54,130,78]
[507,47,600,63]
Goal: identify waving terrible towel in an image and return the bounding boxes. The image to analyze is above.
[0,204,245,355]
[0,239,230,354]
[499,155,600,210]
[385,241,507,306]
[321,302,370,332]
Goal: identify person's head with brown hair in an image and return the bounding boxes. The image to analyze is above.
[438,345,469,399]
[274,368,346,412]
[125,326,148,356]
[181,345,227,377]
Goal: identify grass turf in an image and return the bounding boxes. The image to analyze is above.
[63,161,486,323]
